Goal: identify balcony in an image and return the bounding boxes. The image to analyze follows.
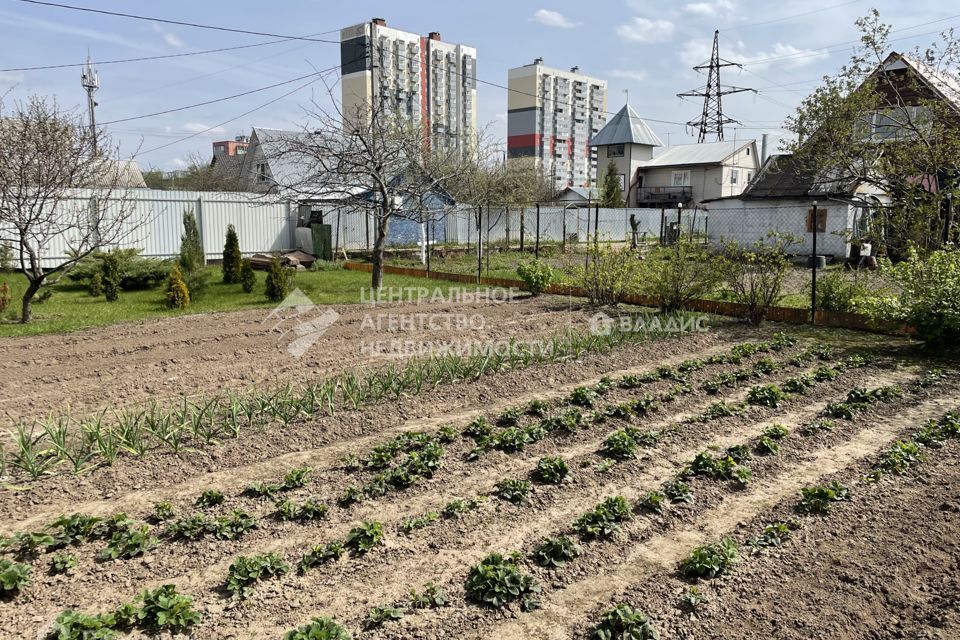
[636,186,693,205]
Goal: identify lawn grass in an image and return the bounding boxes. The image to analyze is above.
[0,266,496,337]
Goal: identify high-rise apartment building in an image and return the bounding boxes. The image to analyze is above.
[340,18,477,152]
[507,59,607,190]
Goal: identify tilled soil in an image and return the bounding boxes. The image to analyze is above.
[1,322,955,640]
[0,293,599,425]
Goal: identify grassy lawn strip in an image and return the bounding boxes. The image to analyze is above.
[0,267,495,337]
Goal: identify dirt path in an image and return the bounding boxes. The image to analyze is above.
[0,294,594,424]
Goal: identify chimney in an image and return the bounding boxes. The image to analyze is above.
[761,133,769,164]
[428,31,441,41]
[570,66,579,73]
[372,17,386,26]
[534,57,543,65]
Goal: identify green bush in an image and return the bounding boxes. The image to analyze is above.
[265,256,294,303]
[179,209,209,297]
[222,224,242,284]
[283,617,352,640]
[88,271,103,297]
[164,264,190,309]
[861,247,960,347]
[102,251,122,302]
[591,603,658,640]
[516,259,553,295]
[239,258,256,293]
[640,239,722,312]
[67,248,170,290]
[464,552,539,610]
[812,268,871,312]
[135,584,201,633]
[719,233,795,325]
[0,242,12,271]
[569,246,644,305]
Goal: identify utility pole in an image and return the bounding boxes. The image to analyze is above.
[81,54,100,155]
[677,30,755,143]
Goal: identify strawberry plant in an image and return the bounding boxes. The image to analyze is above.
[870,440,925,479]
[345,521,384,554]
[570,386,598,408]
[490,427,533,453]
[592,603,658,639]
[46,610,118,639]
[801,419,835,436]
[283,617,351,640]
[825,402,857,420]
[636,490,666,513]
[195,490,224,508]
[463,416,493,440]
[604,402,633,419]
[245,481,281,499]
[747,384,785,408]
[526,399,549,417]
[465,552,540,610]
[782,374,814,394]
[400,512,438,534]
[814,366,840,381]
[282,466,313,490]
[337,486,364,508]
[409,582,448,608]
[226,553,289,599]
[748,521,795,551]
[697,401,744,422]
[763,423,789,440]
[574,496,632,539]
[497,407,523,426]
[50,553,77,574]
[442,497,485,519]
[619,374,644,389]
[725,444,752,462]
[98,525,157,561]
[50,513,106,547]
[533,456,570,484]
[135,584,201,633]
[0,558,30,594]
[662,478,693,504]
[5,531,55,559]
[212,509,257,540]
[533,536,581,568]
[680,538,738,579]
[365,606,404,629]
[752,357,779,375]
[152,502,175,523]
[541,408,584,433]
[299,541,345,572]
[681,586,710,610]
[166,514,212,541]
[495,479,532,506]
[754,436,780,456]
[917,368,948,388]
[632,395,659,415]
[276,499,328,522]
[797,481,849,514]
[601,430,638,460]
[435,424,458,443]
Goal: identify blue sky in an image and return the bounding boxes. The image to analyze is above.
[1,0,955,170]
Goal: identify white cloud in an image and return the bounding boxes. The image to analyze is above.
[181,122,226,135]
[153,24,185,48]
[616,18,674,44]
[680,38,829,71]
[607,69,648,82]
[683,0,735,16]
[531,9,578,29]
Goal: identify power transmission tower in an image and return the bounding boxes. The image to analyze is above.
[677,30,755,143]
[81,54,100,154]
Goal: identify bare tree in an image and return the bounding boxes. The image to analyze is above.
[143,152,246,192]
[0,96,141,322]
[273,95,471,290]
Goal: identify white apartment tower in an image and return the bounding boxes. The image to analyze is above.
[340,18,477,152]
[507,59,607,190]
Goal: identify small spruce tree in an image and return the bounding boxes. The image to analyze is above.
[264,256,293,303]
[600,160,625,208]
[239,258,256,294]
[179,209,208,297]
[102,251,122,302]
[222,224,242,284]
[165,264,191,309]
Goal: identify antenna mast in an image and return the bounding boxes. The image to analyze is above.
[81,54,100,154]
[677,30,755,143]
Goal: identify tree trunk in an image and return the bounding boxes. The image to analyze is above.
[20,279,41,324]
[371,215,389,291]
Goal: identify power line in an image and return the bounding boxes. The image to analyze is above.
[724,0,864,32]
[0,31,336,73]
[16,0,340,43]
[101,72,323,125]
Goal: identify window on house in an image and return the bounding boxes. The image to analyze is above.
[672,170,690,187]
[730,169,739,185]
[746,147,751,156]
[256,163,267,182]
[865,105,933,141]
[608,144,625,158]
[747,171,753,183]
